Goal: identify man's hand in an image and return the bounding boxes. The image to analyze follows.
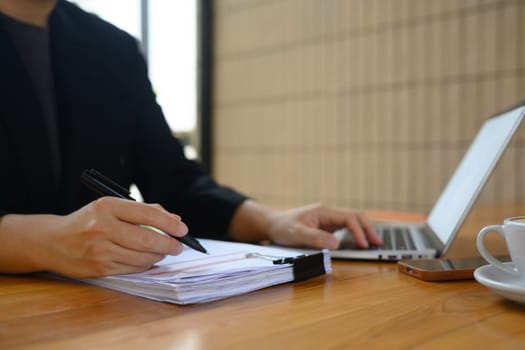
[0,197,188,278]
[266,203,381,249]
[229,200,382,250]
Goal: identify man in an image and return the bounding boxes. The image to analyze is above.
[0,0,380,278]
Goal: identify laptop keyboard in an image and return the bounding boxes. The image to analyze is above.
[339,225,416,251]
[377,226,416,250]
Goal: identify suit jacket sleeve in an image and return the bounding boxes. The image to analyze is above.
[117,34,248,240]
[130,40,246,238]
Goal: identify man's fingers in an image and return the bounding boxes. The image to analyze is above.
[87,197,185,255]
[316,206,381,248]
[91,197,188,238]
[112,245,166,269]
[355,213,382,245]
[77,241,168,277]
[296,226,339,250]
[344,215,369,248]
[317,207,370,248]
[110,222,184,256]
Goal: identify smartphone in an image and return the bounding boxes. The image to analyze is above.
[398,256,509,281]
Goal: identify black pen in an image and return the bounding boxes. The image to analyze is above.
[80,168,208,254]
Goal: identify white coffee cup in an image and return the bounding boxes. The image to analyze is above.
[477,216,525,281]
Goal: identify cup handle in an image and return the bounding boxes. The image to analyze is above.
[477,225,518,275]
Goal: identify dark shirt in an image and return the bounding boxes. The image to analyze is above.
[1,12,61,187]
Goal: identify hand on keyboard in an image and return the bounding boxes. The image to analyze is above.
[264,203,382,250]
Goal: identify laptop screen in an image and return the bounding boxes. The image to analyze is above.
[427,105,525,246]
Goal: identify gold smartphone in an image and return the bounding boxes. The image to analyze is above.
[398,257,509,281]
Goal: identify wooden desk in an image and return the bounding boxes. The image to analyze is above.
[2,205,525,349]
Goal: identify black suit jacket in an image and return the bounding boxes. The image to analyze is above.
[0,0,246,239]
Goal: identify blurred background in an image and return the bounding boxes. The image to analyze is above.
[75,0,525,214]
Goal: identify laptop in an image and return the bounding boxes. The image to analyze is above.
[331,103,525,261]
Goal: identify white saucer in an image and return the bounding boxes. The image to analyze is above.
[474,263,525,305]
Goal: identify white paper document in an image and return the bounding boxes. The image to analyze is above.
[80,239,331,304]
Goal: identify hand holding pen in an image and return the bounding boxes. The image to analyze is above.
[80,168,208,254]
[18,191,191,278]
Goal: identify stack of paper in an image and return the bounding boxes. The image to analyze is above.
[80,239,331,304]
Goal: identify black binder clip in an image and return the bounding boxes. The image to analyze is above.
[246,251,327,281]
